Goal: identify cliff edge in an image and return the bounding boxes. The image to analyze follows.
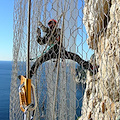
[79,0,120,119]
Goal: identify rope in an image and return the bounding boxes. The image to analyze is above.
[52,12,65,120]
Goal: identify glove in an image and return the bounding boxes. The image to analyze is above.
[38,21,43,27]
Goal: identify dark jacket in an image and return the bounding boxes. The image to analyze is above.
[37,23,61,46]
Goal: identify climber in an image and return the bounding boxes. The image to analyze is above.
[18,19,99,79]
[26,19,99,78]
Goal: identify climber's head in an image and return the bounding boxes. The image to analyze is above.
[48,19,57,29]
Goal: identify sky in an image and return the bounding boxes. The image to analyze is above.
[0,0,93,61]
[0,0,14,61]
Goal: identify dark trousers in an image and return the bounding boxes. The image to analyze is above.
[29,43,92,78]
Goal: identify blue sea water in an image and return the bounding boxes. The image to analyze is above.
[0,61,85,120]
[0,61,12,120]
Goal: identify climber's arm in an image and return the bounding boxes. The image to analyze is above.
[36,27,48,45]
[38,21,49,32]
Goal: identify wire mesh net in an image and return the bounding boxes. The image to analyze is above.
[10,0,120,120]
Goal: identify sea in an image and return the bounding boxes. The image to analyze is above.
[0,61,12,120]
[0,61,85,120]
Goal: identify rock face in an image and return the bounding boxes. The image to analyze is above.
[79,0,120,120]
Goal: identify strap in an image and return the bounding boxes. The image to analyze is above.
[30,44,55,60]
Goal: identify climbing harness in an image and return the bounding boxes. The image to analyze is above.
[19,75,37,120]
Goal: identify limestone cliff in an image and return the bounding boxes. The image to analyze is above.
[79,0,120,119]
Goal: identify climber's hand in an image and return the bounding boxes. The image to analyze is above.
[38,21,43,27]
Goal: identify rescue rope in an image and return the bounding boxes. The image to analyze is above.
[52,12,65,120]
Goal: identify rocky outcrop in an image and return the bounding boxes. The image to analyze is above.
[79,0,120,119]
[83,0,111,49]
